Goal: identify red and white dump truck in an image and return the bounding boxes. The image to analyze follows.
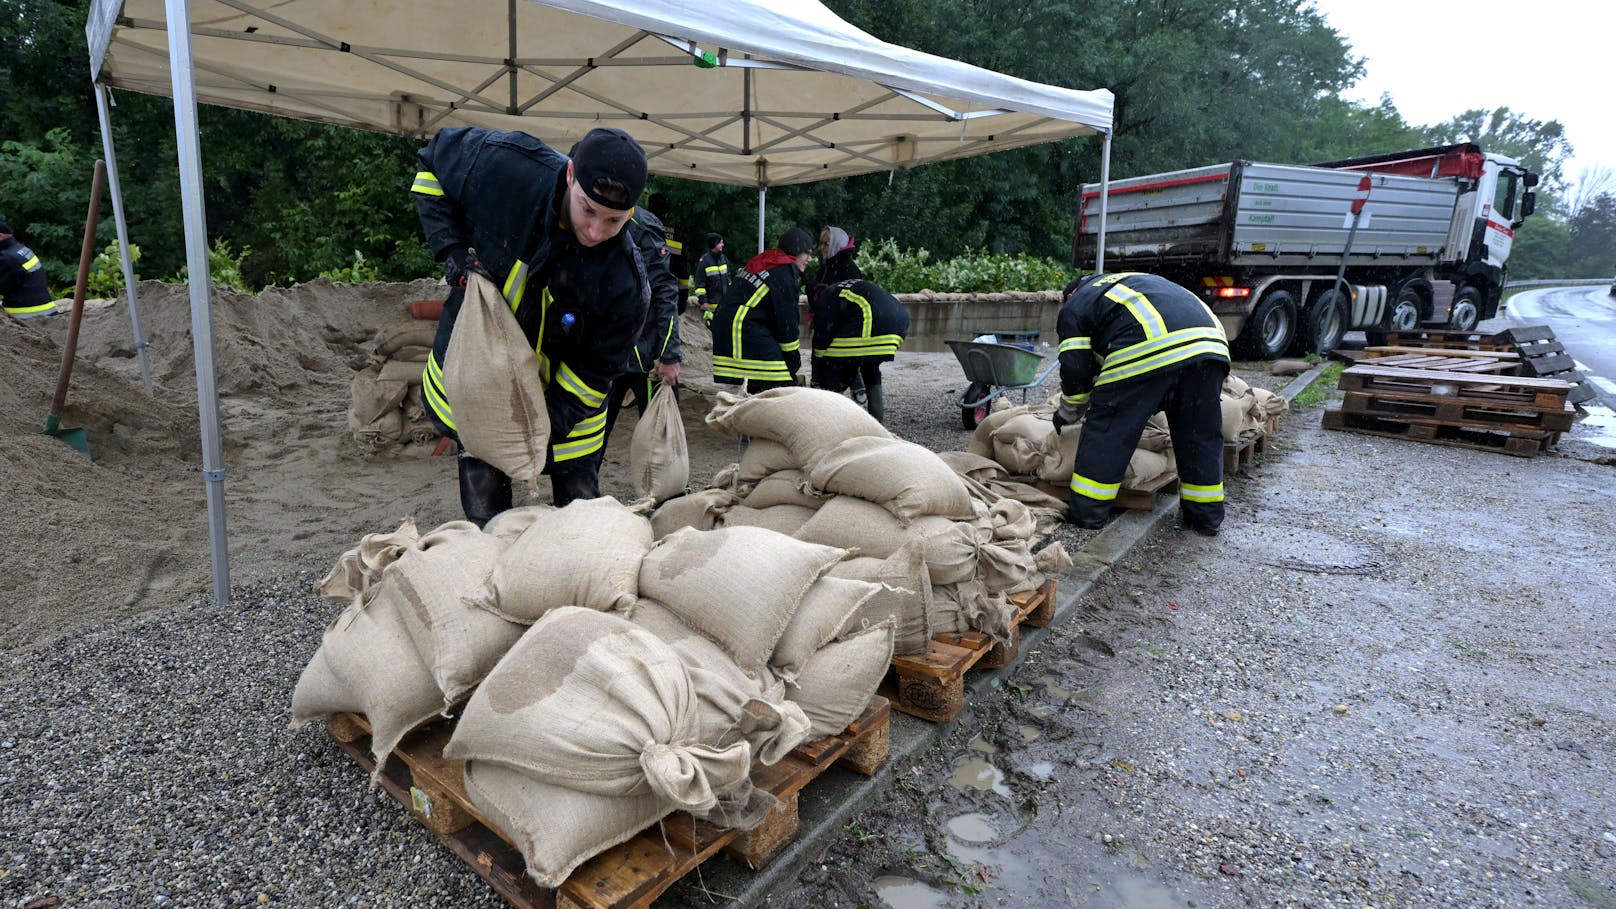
[1071,143,1539,357]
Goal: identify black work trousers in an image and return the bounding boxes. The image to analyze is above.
[1068,358,1227,532]
[456,447,601,527]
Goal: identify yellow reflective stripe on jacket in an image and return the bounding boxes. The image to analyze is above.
[556,362,606,410]
[552,409,607,461]
[1059,336,1091,353]
[822,334,903,357]
[503,260,529,312]
[3,301,57,317]
[705,264,727,275]
[695,287,706,297]
[1062,391,1090,406]
[712,355,792,381]
[727,281,769,364]
[779,338,800,352]
[839,287,875,336]
[21,255,41,271]
[533,286,553,379]
[1180,482,1224,503]
[411,171,444,196]
[1095,330,1228,387]
[1070,472,1121,501]
[665,238,683,253]
[422,352,456,431]
[1105,281,1167,339]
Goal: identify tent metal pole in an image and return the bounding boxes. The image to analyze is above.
[1095,130,1111,274]
[165,0,232,607]
[93,83,154,395]
[757,186,766,253]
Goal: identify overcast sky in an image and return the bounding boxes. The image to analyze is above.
[1308,0,1610,192]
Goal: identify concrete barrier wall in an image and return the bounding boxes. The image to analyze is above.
[793,290,1065,352]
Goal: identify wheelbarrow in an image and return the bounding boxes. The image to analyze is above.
[947,337,1059,429]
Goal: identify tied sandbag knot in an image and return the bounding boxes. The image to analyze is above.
[638,739,752,811]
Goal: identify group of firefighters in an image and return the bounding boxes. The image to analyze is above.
[5,123,1227,538]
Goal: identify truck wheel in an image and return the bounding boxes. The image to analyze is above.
[961,382,992,430]
[1301,290,1348,355]
[1236,290,1296,360]
[1448,288,1482,331]
[1367,286,1422,346]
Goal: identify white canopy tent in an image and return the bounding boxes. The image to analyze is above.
[85,0,1115,604]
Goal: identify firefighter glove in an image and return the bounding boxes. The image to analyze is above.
[1052,400,1085,434]
[443,247,487,288]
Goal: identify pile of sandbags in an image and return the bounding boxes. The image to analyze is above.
[1221,374,1288,442]
[294,494,899,889]
[968,401,1178,492]
[348,317,439,452]
[651,387,1069,653]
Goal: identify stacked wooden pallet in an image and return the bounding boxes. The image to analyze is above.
[1385,326,1596,404]
[1323,363,1574,457]
[326,696,891,909]
[882,579,1057,723]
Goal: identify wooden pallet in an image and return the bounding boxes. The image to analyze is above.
[1339,390,1574,433]
[325,696,891,909]
[1223,430,1267,474]
[1339,364,1573,414]
[1359,347,1521,374]
[883,579,1057,723]
[1322,405,1558,457]
[1383,328,1513,351]
[1495,324,1597,405]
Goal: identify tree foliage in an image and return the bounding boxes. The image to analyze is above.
[0,0,1597,289]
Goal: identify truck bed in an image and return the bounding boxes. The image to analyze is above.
[1076,161,1461,269]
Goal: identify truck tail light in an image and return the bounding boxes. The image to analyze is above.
[1211,286,1251,299]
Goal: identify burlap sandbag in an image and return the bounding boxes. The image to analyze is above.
[986,498,1038,542]
[650,488,741,539]
[374,319,439,357]
[290,595,443,778]
[977,537,1034,594]
[968,403,1038,460]
[447,607,751,811]
[389,344,431,363]
[353,409,403,452]
[375,520,520,707]
[1224,373,1252,397]
[990,413,1062,477]
[930,578,1015,642]
[786,620,895,739]
[1007,541,1074,595]
[1126,448,1173,487]
[740,469,826,510]
[1251,386,1288,423]
[378,358,426,387]
[717,503,818,536]
[808,436,975,524]
[736,438,800,483]
[772,575,880,682]
[444,271,549,489]
[639,526,849,672]
[1139,412,1174,453]
[482,504,555,543]
[1040,421,1085,484]
[630,383,690,504]
[315,516,420,607]
[349,367,409,426]
[628,599,809,769]
[463,760,671,889]
[468,496,652,623]
[706,387,890,465]
[825,540,932,656]
[795,496,980,586]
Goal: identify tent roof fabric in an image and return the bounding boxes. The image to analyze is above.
[86,0,1113,187]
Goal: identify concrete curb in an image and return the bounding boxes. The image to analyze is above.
[666,362,1327,907]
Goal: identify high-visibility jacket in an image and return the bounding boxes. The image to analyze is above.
[695,250,730,306]
[0,236,53,319]
[411,126,658,463]
[809,278,908,362]
[711,260,802,385]
[625,210,683,375]
[1056,271,1229,410]
[662,226,692,306]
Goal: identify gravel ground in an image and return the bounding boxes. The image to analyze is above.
[4,348,1612,909]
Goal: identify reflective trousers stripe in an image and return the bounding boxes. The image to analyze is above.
[1180,481,1224,503]
[1069,473,1121,501]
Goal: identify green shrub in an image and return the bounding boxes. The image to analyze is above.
[320,250,383,284]
[168,238,252,291]
[86,242,139,297]
[858,238,1073,294]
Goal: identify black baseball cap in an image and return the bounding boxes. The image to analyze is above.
[778,226,814,256]
[706,231,723,250]
[570,128,648,211]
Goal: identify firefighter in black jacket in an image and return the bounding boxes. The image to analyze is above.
[412,125,667,524]
[809,277,908,423]
[711,227,814,390]
[645,194,692,312]
[0,220,54,321]
[603,209,684,447]
[695,232,730,325]
[1054,272,1230,535]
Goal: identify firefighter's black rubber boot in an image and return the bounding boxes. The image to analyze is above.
[457,454,513,528]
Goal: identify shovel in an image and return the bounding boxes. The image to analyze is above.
[42,159,106,459]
